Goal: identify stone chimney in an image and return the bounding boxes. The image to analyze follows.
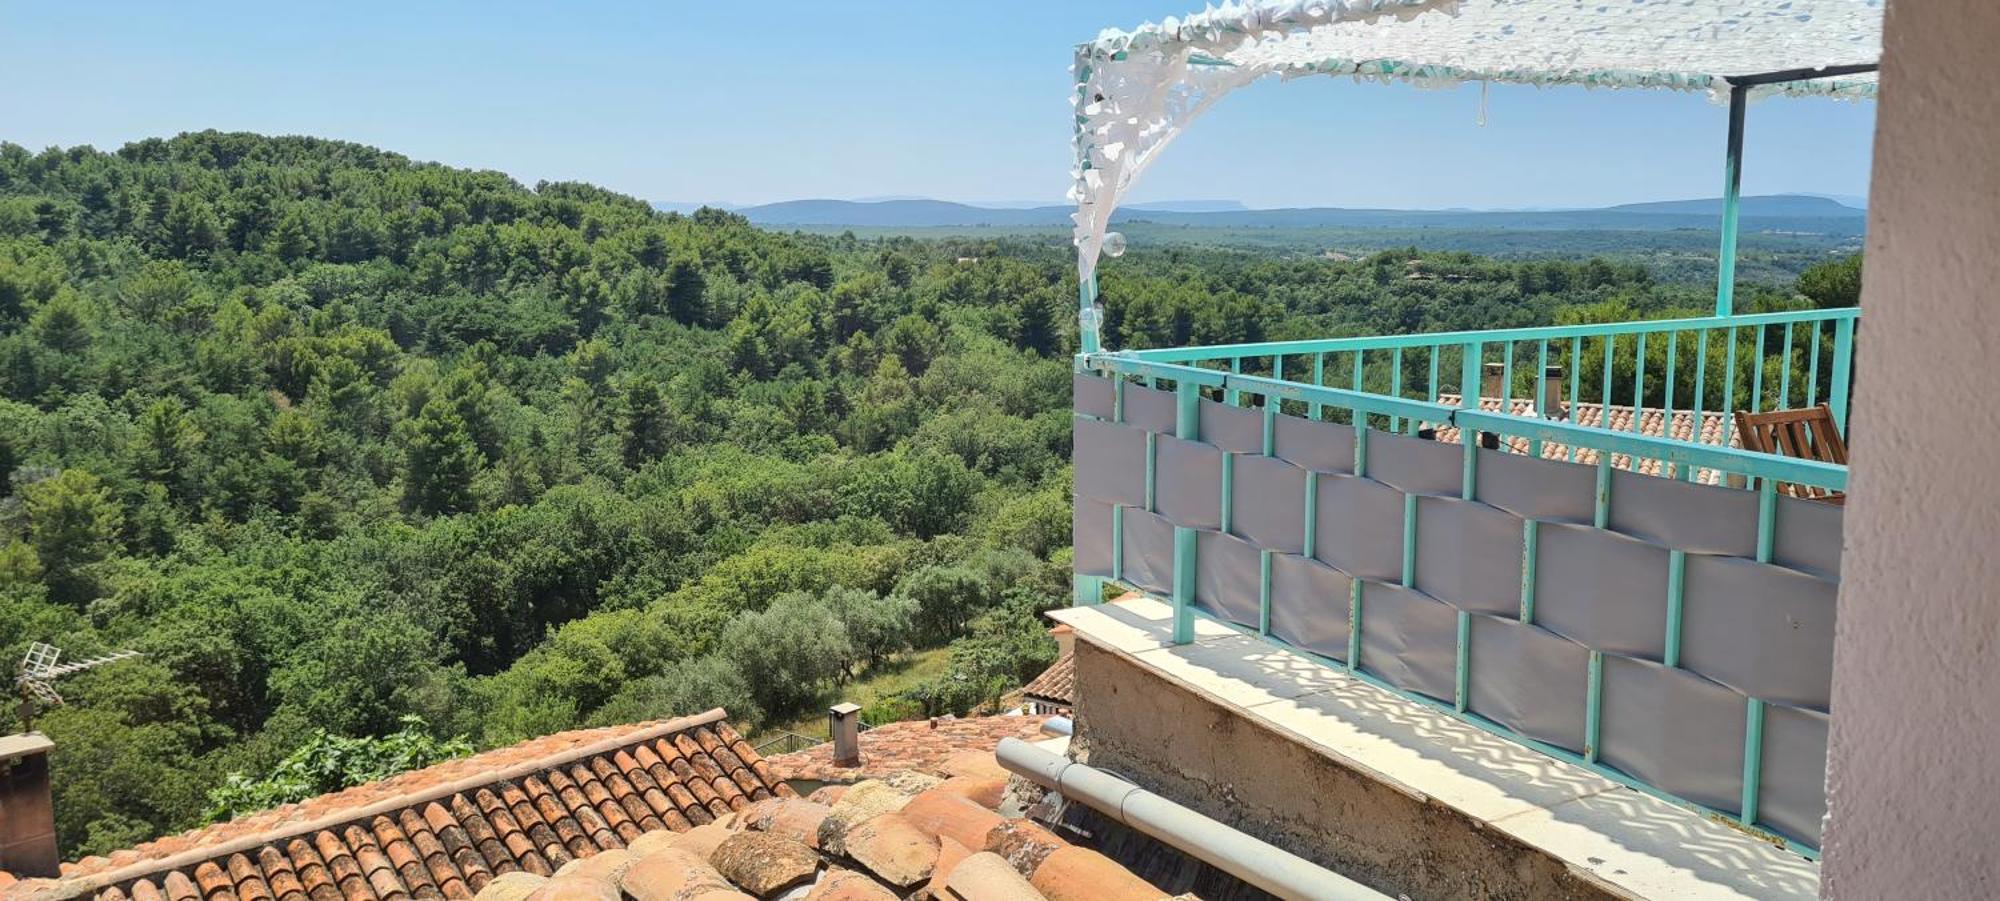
[1481,363,1566,414]
[1051,624,1075,658]
[828,703,863,768]
[1481,361,1506,400]
[0,733,58,878]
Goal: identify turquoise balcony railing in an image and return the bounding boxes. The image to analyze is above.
[1070,306,1855,857]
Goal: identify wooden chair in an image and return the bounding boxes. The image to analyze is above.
[1733,404,1848,504]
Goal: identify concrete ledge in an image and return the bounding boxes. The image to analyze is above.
[1050,597,1818,900]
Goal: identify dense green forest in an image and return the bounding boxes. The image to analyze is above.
[0,132,1858,856]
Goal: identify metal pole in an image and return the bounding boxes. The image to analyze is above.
[1715,84,1748,317]
[1079,275,1102,354]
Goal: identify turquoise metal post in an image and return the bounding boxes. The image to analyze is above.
[1172,381,1200,644]
[1519,520,1538,622]
[1454,611,1471,713]
[1078,275,1101,354]
[1715,84,1748,317]
[1584,651,1604,763]
[1830,318,1855,432]
[1779,322,1795,407]
[1390,347,1404,433]
[1665,550,1687,667]
[1807,324,1822,407]
[1460,342,1481,496]
[1568,337,1583,462]
[1687,329,1708,483]
[1531,340,1548,457]
[1311,353,1326,420]
[1751,326,1767,414]
[1258,551,1273,636]
[1742,698,1766,826]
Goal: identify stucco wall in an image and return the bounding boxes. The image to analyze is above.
[1819,0,2000,896]
[1066,641,1613,901]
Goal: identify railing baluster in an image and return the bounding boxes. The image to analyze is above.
[1461,342,1482,496]
[1831,317,1855,433]
[1601,334,1616,469]
[1633,332,1647,474]
[1273,354,1285,415]
[1751,325,1767,414]
[1723,327,1739,437]
[1428,345,1441,404]
[1311,352,1326,420]
[1171,380,1200,644]
[1807,322,1821,408]
[1664,331,1679,478]
[1779,322,1794,409]
[1227,356,1242,406]
[1352,350,1366,431]
[1568,336,1582,462]
[1532,339,1549,457]
[1689,329,1708,483]
[1390,347,1404,433]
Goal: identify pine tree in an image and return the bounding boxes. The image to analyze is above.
[619,377,670,468]
[399,402,482,515]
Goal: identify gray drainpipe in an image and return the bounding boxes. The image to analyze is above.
[996,738,1388,901]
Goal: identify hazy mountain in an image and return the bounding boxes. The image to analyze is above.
[652,201,738,214]
[1124,199,1251,213]
[719,194,1866,235]
[1603,195,1864,216]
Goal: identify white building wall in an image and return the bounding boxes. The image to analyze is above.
[1820,0,2000,896]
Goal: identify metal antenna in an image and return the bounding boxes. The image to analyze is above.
[14,642,140,732]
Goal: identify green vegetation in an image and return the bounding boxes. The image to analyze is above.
[204,717,472,822]
[0,132,1858,856]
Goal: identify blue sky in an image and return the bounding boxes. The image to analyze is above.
[0,1,1877,210]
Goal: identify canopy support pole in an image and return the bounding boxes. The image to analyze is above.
[1079,275,1102,354]
[1715,84,1748,317]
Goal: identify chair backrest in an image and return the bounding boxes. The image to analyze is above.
[1733,404,1848,502]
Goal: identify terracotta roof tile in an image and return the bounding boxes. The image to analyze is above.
[14,711,795,901]
[764,716,1053,785]
[1020,654,1076,708]
[1434,395,1742,484]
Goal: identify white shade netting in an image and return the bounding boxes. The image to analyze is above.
[1070,0,1884,348]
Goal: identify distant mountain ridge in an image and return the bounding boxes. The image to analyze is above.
[695,194,1865,235]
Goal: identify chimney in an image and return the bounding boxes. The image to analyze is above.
[1051,624,1075,658]
[1540,366,1566,417]
[828,703,863,768]
[0,733,58,878]
[1481,361,1506,400]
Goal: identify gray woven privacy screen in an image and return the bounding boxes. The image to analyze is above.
[1071,373,1843,846]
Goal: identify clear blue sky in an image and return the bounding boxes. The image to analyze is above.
[0,1,1877,210]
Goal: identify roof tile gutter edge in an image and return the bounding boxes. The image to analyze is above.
[25,708,735,901]
[996,737,1388,901]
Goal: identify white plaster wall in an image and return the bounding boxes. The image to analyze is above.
[1820,0,2000,896]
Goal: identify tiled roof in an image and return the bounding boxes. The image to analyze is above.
[9,709,792,901]
[1433,395,1741,484]
[429,749,1178,901]
[1020,654,1076,707]
[765,716,1053,785]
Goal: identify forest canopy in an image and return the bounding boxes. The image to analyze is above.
[0,131,1855,856]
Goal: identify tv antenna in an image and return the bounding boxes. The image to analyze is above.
[14,642,140,732]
